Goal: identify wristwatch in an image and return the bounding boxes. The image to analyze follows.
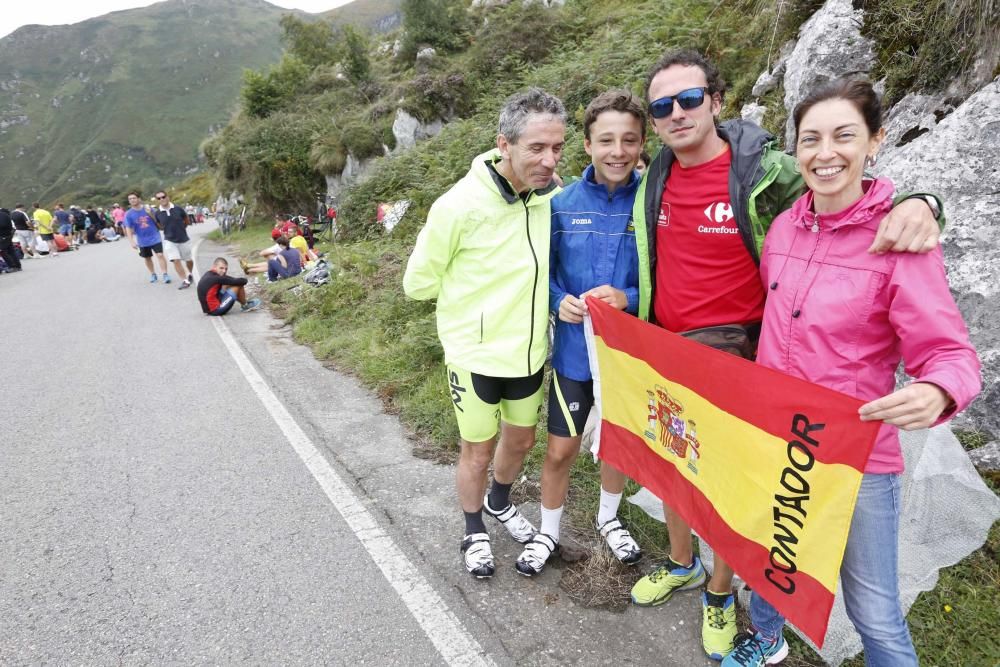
[922,195,941,220]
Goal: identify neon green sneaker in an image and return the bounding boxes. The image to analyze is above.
[702,592,738,660]
[630,556,706,607]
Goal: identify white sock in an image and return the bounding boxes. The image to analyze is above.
[597,488,623,526]
[540,504,564,543]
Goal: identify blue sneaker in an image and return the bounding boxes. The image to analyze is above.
[163,273,171,284]
[721,631,789,666]
[149,273,158,283]
[240,297,262,312]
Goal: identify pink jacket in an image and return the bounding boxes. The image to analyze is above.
[757,178,981,473]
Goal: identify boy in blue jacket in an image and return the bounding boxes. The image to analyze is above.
[515,90,646,576]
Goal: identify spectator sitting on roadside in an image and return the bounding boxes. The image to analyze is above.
[100,225,121,242]
[289,231,319,266]
[197,257,261,315]
[85,221,103,244]
[267,235,302,282]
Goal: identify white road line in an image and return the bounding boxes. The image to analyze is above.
[193,238,493,667]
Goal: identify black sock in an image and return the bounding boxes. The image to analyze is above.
[464,510,486,535]
[705,590,732,607]
[487,480,512,510]
[668,556,693,570]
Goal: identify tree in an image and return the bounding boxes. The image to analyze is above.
[241,55,310,119]
[341,25,372,84]
[280,15,340,70]
[400,0,468,60]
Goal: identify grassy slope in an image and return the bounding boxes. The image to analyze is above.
[322,0,401,28]
[217,0,998,663]
[0,0,290,205]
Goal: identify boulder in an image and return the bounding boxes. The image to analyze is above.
[781,0,875,148]
[880,92,954,150]
[751,39,796,98]
[969,442,1000,471]
[740,102,766,126]
[324,152,380,199]
[392,109,443,152]
[877,80,1000,437]
[968,442,1000,471]
[415,46,436,73]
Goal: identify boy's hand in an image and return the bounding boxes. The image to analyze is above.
[859,382,950,430]
[580,285,627,310]
[869,198,939,254]
[558,294,586,323]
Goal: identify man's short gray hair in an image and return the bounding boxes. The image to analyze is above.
[497,87,566,144]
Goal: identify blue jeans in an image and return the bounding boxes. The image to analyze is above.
[749,473,917,666]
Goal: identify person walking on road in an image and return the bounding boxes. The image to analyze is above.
[124,192,170,283]
[197,257,261,315]
[153,190,194,289]
[11,204,35,259]
[403,88,566,579]
[111,203,126,235]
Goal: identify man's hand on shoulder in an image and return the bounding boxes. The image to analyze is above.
[869,197,940,254]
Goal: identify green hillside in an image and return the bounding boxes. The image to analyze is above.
[0,0,296,205]
[323,0,401,30]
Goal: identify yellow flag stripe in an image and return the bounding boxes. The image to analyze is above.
[596,338,861,592]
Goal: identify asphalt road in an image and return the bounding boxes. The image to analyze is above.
[1,222,710,665]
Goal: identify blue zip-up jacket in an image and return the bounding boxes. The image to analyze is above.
[550,164,640,381]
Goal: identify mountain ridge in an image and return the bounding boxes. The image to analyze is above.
[0,0,399,205]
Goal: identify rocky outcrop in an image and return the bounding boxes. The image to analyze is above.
[415,47,437,73]
[391,109,443,152]
[325,152,382,199]
[877,80,1000,437]
[781,0,875,148]
[742,0,1000,440]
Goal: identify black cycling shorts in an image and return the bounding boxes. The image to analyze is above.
[546,370,594,438]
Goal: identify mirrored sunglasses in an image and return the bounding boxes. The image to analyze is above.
[649,87,710,119]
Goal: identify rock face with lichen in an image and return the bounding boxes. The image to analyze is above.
[780,0,875,149]
[745,0,1000,440]
[877,80,1000,436]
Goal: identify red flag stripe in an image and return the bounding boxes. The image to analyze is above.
[589,300,873,472]
[601,420,834,646]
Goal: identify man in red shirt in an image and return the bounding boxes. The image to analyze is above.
[628,50,942,660]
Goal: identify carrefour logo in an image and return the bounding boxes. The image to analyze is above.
[703,202,734,224]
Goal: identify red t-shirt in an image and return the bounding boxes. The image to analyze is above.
[653,147,766,332]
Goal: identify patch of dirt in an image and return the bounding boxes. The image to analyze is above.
[558,548,643,613]
[411,437,459,464]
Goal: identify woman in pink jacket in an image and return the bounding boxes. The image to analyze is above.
[723,79,981,666]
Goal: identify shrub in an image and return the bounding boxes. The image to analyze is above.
[399,0,470,61]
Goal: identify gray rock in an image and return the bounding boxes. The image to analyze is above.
[415,47,436,73]
[740,102,766,126]
[782,0,875,148]
[325,152,381,199]
[751,39,796,98]
[881,92,954,150]
[877,80,1000,436]
[391,109,443,153]
[968,442,1000,471]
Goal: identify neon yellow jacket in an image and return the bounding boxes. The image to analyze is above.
[403,149,558,377]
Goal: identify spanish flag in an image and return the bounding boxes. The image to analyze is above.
[584,298,880,646]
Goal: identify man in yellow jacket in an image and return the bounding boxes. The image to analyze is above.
[403,88,566,578]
